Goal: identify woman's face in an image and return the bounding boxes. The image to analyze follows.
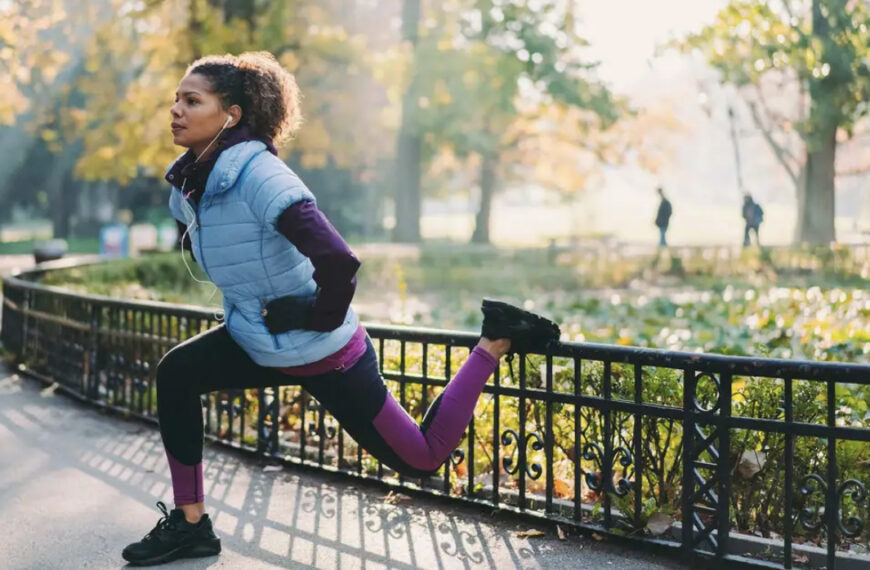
[170,73,232,156]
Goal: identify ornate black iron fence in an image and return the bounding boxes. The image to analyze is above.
[3,265,870,569]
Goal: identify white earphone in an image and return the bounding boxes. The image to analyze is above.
[173,112,236,314]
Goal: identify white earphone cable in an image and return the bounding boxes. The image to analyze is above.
[176,116,234,317]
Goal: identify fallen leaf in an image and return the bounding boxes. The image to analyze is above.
[646,512,674,536]
[40,382,59,397]
[517,529,546,538]
[556,525,567,541]
[383,491,411,505]
[591,533,604,541]
[553,478,572,498]
[736,450,766,479]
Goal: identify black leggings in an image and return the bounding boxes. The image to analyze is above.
[155,324,496,503]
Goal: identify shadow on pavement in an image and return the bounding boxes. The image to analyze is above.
[0,366,682,570]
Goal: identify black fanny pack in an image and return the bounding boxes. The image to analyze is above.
[261,295,316,334]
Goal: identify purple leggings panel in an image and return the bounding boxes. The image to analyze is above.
[166,451,203,506]
[156,325,499,507]
[372,346,497,472]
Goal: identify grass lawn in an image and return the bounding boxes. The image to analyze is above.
[0,238,101,255]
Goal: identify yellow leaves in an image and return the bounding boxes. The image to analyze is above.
[433,80,452,105]
[279,51,299,72]
[553,477,571,498]
[428,147,463,178]
[2,1,382,186]
[96,146,117,161]
[299,152,329,169]
[15,66,32,84]
[495,103,610,196]
[516,529,546,538]
[0,23,15,47]
[369,44,414,98]
[294,117,331,152]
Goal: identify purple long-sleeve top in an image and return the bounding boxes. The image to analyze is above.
[276,201,360,332]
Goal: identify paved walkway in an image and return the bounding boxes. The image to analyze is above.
[0,365,684,570]
[0,254,34,276]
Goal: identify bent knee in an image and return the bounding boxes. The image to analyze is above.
[155,347,191,391]
[391,460,442,478]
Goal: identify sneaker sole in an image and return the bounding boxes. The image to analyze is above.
[123,538,221,566]
[481,299,561,351]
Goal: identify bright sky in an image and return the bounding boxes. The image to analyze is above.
[579,0,729,91]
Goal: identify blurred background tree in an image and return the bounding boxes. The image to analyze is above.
[677,0,870,244]
[4,0,870,246]
[404,0,623,244]
[0,0,401,238]
[0,0,629,244]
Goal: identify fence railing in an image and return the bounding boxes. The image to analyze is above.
[3,262,870,569]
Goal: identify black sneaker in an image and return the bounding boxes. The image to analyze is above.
[122,501,221,566]
[480,298,561,354]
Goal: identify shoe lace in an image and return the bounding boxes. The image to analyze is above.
[144,501,177,542]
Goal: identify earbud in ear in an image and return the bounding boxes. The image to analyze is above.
[224,115,232,128]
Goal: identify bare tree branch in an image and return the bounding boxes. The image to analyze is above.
[753,83,795,133]
[743,89,801,187]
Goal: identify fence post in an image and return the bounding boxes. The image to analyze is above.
[716,373,732,560]
[682,367,695,562]
[20,288,32,362]
[257,386,280,456]
[87,303,101,400]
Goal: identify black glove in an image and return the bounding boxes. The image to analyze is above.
[262,295,316,334]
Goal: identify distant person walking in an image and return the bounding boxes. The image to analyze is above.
[742,193,763,247]
[655,187,672,247]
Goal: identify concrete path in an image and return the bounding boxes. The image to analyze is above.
[0,254,34,276]
[0,363,685,570]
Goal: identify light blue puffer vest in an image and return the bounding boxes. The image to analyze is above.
[167,141,359,367]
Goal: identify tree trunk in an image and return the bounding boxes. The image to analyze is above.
[189,0,202,60]
[50,177,70,239]
[471,153,497,244]
[44,140,81,239]
[392,0,422,243]
[792,166,806,243]
[393,123,422,242]
[796,126,836,243]
[795,0,838,244]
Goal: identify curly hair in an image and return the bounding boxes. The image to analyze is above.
[187,51,302,145]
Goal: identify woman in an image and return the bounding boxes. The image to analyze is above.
[122,52,561,566]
